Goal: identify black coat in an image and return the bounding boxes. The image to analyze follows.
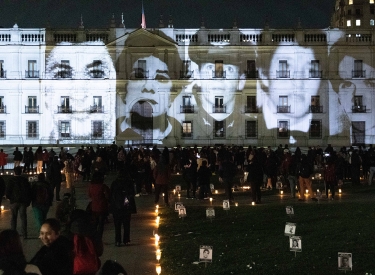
[197,166,211,186]
[246,161,264,184]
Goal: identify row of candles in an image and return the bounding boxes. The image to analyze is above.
[155,204,161,274]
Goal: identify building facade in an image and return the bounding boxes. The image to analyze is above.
[0,0,374,147]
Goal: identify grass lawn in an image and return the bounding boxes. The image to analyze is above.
[157,174,375,275]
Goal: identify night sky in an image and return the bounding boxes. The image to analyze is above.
[0,0,334,30]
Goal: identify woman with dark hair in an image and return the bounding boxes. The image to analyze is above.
[99,260,127,275]
[153,156,171,206]
[30,218,73,275]
[110,168,137,247]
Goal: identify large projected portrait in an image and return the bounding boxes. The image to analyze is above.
[117,55,177,143]
[44,42,116,142]
[259,45,323,141]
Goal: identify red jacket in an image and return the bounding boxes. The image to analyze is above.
[0,152,8,166]
[88,181,110,214]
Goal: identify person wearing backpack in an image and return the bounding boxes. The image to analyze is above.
[5,166,31,239]
[31,173,53,230]
[110,168,137,247]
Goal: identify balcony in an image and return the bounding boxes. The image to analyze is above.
[58,106,72,113]
[180,70,194,79]
[212,105,226,113]
[277,105,291,113]
[135,68,149,79]
[352,70,366,78]
[309,105,323,113]
[180,105,195,113]
[309,70,323,78]
[212,70,226,78]
[90,71,105,78]
[90,105,104,113]
[244,106,259,113]
[25,70,39,78]
[276,70,290,78]
[57,71,72,78]
[245,70,258,79]
[0,105,6,113]
[0,70,6,78]
[25,106,39,113]
[352,105,366,113]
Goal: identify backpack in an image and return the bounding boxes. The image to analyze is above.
[34,184,49,205]
[73,234,100,274]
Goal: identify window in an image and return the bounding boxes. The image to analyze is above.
[353,60,364,78]
[352,121,365,145]
[0,97,4,113]
[26,120,38,139]
[349,0,353,4]
[245,121,257,138]
[92,120,103,138]
[310,60,321,78]
[213,96,225,113]
[356,19,361,26]
[347,20,352,27]
[214,120,225,138]
[135,60,148,78]
[353,96,366,112]
[91,96,103,113]
[59,96,71,113]
[182,121,192,138]
[371,19,375,26]
[310,96,322,113]
[246,60,257,78]
[214,60,224,78]
[371,6,375,14]
[27,96,38,113]
[245,96,257,113]
[59,121,70,138]
[309,120,322,139]
[278,96,290,113]
[59,60,71,78]
[0,121,5,138]
[277,60,289,78]
[91,60,103,78]
[181,96,194,113]
[277,120,289,138]
[180,60,193,78]
[27,60,38,78]
[0,60,4,78]
[371,0,374,4]
[348,9,352,15]
[355,9,360,15]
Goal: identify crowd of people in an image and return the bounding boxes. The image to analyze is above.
[0,142,374,274]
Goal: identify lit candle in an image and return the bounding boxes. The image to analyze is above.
[155,209,158,214]
[156,264,161,275]
[215,190,218,194]
[252,202,255,206]
[6,172,8,175]
[280,190,284,195]
[339,188,342,194]
[209,197,212,202]
[156,249,161,261]
[173,189,176,195]
[155,234,160,246]
[0,205,3,211]
[156,205,159,209]
[235,202,238,207]
[305,190,309,194]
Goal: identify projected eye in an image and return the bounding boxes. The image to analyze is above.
[340,81,354,90]
[155,74,169,81]
[226,66,235,73]
[203,64,214,71]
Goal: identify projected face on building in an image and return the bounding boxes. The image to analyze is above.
[118,55,172,142]
[260,46,320,135]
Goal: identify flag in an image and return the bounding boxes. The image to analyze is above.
[141,1,146,29]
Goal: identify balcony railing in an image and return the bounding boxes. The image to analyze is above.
[25,106,39,113]
[245,70,258,79]
[0,106,6,113]
[57,71,72,78]
[0,70,6,78]
[180,70,194,79]
[277,105,291,113]
[25,70,39,78]
[352,105,366,113]
[212,105,226,113]
[180,105,195,113]
[212,70,226,78]
[90,105,104,113]
[309,105,323,113]
[58,106,72,113]
[244,106,259,113]
[135,69,149,79]
[90,71,105,78]
[352,70,366,78]
[276,70,290,78]
[309,70,322,78]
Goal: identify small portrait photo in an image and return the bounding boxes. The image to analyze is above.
[178,207,186,217]
[284,222,296,236]
[175,202,184,212]
[199,245,213,262]
[338,253,352,270]
[285,206,294,215]
[289,236,302,252]
[206,208,215,218]
[175,185,181,192]
[222,200,230,210]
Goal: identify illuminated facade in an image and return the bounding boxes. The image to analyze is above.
[0,0,375,147]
